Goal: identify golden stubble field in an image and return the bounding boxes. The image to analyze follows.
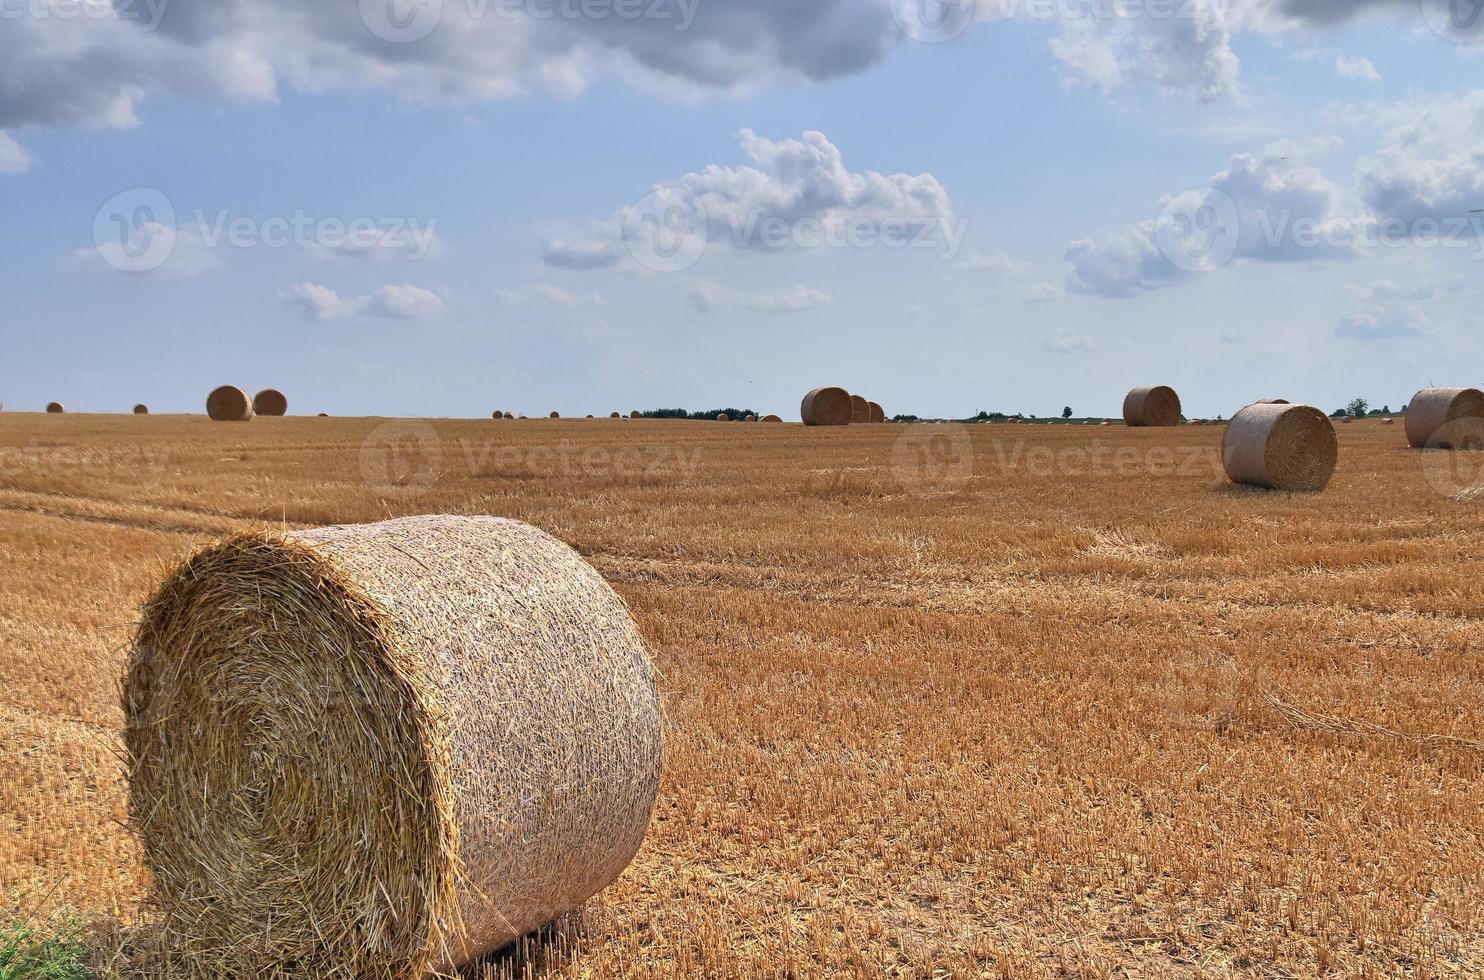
[0,413,1480,977]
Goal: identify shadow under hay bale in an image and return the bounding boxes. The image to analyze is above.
[801,387,852,426]
[1404,387,1484,449]
[205,386,253,422]
[1222,403,1337,492]
[124,515,663,978]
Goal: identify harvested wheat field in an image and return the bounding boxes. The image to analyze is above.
[1,413,1482,978]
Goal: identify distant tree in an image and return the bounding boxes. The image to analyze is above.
[1062,406,1073,419]
[1347,398,1369,418]
[1381,405,1391,415]
[1332,408,1348,418]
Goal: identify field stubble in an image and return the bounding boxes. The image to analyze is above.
[0,414,1480,977]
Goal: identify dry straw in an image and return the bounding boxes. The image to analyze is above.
[206,386,253,422]
[868,401,885,424]
[253,389,288,417]
[1123,386,1181,427]
[133,404,149,415]
[1404,387,1484,449]
[1223,403,1338,492]
[124,515,663,978]
[849,395,870,424]
[801,387,852,426]
[46,402,65,414]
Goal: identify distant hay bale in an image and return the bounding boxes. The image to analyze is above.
[253,389,288,417]
[1100,421,1112,426]
[46,402,65,414]
[1341,416,1353,424]
[717,413,730,422]
[745,415,757,422]
[1223,403,1338,492]
[630,411,641,419]
[1404,387,1484,449]
[585,414,595,419]
[1190,419,1205,427]
[610,412,621,419]
[801,387,852,427]
[1123,386,1181,427]
[206,386,253,422]
[318,413,330,417]
[762,414,782,423]
[1382,418,1395,425]
[849,395,870,424]
[549,411,561,419]
[868,401,885,424]
[133,404,149,415]
[124,515,663,977]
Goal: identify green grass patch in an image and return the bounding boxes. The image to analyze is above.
[0,920,91,980]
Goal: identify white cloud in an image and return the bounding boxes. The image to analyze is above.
[1065,139,1356,298]
[499,283,604,308]
[1345,279,1433,303]
[688,280,830,313]
[69,223,223,278]
[543,129,956,270]
[306,225,445,262]
[1045,327,1099,354]
[1356,92,1484,232]
[285,282,446,321]
[0,132,33,174]
[1335,55,1380,82]
[1335,307,1427,340]
[1047,0,1241,102]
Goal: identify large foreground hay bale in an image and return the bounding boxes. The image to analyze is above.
[206,386,253,422]
[124,515,663,977]
[849,395,870,424]
[1223,403,1337,492]
[868,401,885,424]
[1255,399,1290,405]
[1404,387,1484,449]
[46,402,65,414]
[253,389,288,417]
[801,387,852,426]
[1123,386,1181,427]
[133,404,149,415]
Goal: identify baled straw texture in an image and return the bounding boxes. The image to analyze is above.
[124,515,664,978]
[868,402,885,424]
[550,411,561,419]
[762,414,782,423]
[253,389,288,417]
[801,387,852,426]
[1404,387,1484,449]
[1256,399,1290,405]
[46,402,65,414]
[630,410,642,419]
[1123,386,1181,427]
[1222,403,1338,492]
[206,386,253,422]
[133,404,149,415]
[849,395,870,424]
[610,412,621,419]
[717,413,730,422]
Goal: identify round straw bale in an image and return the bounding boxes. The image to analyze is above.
[45,402,66,414]
[1382,418,1395,425]
[253,389,288,417]
[318,413,330,417]
[549,411,560,419]
[868,401,885,424]
[1255,399,1290,405]
[849,395,870,424]
[124,515,663,977]
[630,410,641,419]
[1404,387,1484,449]
[1341,416,1353,424]
[206,386,253,422]
[801,387,852,426]
[133,404,149,415]
[610,412,621,419]
[716,413,730,422]
[1222,403,1337,492]
[1123,386,1181,427]
[762,414,782,423]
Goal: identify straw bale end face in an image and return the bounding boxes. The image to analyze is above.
[867,401,885,424]
[1223,403,1337,492]
[206,386,253,422]
[253,389,288,416]
[1123,386,1181,427]
[1404,387,1484,449]
[801,387,852,426]
[133,404,149,415]
[46,402,65,414]
[124,515,663,977]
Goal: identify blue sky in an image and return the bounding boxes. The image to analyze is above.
[2,0,1482,419]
